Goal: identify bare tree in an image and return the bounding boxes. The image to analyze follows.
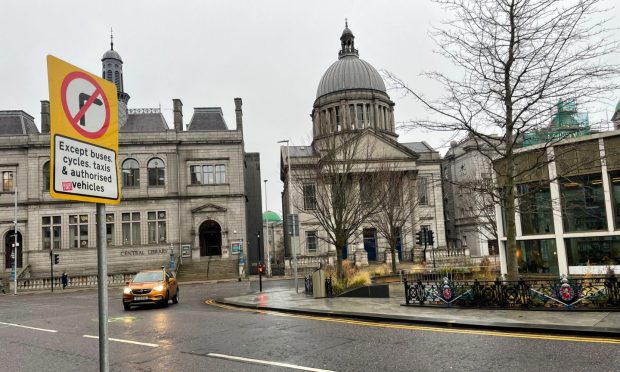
[292,131,383,279]
[370,168,419,274]
[385,0,620,279]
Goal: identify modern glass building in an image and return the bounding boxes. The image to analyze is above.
[495,129,620,276]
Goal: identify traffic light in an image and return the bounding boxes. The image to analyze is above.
[54,254,59,265]
[415,230,423,245]
[258,263,265,274]
[427,231,435,246]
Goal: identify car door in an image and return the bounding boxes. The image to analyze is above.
[166,270,178,295]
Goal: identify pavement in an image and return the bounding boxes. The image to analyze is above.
[218,283,620,336]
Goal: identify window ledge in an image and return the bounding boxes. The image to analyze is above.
[188,183,229,187]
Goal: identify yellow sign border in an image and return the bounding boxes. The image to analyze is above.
[47,55,121,205]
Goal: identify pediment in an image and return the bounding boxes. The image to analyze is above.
[320,130,419,163]
[191,203,227,214]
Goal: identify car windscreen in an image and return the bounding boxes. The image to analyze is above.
[132,272,164,283]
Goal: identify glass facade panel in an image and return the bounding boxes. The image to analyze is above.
[610,171,620,229]
[517,239,559,274]
[560,173,607,232]
[565,236,620,266]
[517,182,554,235]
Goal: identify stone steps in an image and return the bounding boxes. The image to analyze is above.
[177,258,239,281]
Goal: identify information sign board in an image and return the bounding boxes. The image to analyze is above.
[47,55,120,204]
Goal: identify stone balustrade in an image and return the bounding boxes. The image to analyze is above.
[16,272,136,291]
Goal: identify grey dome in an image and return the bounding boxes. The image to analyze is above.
[102,49,122,62]
[316,55,386,98]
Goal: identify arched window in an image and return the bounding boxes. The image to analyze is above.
[106,70,112,81]
[147,158,165,187]
[122,159,140,187]
[43,162,50,191]
[114,71,120,87]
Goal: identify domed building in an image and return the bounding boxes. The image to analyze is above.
[280,23,446,269]
[262,211,285,271]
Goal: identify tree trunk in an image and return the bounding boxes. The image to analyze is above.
[335,243,344,280]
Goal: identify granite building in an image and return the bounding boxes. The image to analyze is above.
[280,23,446,268]
[1,42,260,281]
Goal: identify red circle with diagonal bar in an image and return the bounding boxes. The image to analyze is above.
[60,71,110,139]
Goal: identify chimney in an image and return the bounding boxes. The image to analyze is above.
[173,99,183,131]
[234,97,243,131]
[40,100,50,134]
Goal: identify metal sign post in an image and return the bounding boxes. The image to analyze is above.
[96,203,108,372]
[13,190,17,295]
[47,55,120,372]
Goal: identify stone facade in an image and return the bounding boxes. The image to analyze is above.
[0,45,258,279]
[443,137,500,262]
[280,24,445,268]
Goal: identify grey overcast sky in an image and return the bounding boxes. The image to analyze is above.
[1,0,619,216]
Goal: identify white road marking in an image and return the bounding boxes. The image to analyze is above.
[83,335,159,348]
[0,321,58,333]
[207,353,335,372]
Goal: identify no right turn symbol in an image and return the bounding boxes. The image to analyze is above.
[61,71,111,139]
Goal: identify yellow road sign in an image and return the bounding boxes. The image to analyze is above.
[47,55,120,204]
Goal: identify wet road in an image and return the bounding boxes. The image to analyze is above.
[1,279,619,372]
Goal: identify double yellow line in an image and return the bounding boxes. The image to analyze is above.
[205,299,620,345]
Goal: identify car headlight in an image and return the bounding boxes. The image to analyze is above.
[153,284,164,292]
[123,287,132,294]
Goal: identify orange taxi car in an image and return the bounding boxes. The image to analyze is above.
[123,268,179,310]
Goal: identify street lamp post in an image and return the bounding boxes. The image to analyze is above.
[278,139,298,293]
[263,179,272,277]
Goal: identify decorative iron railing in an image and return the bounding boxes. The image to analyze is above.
[325,276,333,297]
[127,108,160,114]
[304,275,313,294]
[404,274,620,310]
[304,274,334,297]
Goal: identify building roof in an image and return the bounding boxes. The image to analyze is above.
[316,55,386,99]
[263,211,282,222]
[187,108,229,131]
[121,113,169,132]
[401,142,434,154]
[0,111,39,136]
[283,146,315,157]
[616,99,620,113]
[102,48,122,62]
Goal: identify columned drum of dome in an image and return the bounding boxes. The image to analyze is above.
[312,23,396,140]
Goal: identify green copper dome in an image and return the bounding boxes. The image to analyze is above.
[263,211,281,223]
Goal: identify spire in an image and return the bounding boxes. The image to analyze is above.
[339,19,358,59]
[110,27,114,50]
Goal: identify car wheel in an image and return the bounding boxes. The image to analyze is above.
[162,291,169,308]
[123,303,131,311]
[172,289,179,304]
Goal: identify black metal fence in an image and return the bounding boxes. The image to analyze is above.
[304,274,333,297]
[404,274,620,310]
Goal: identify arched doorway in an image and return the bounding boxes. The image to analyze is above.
[199,220,222,256]
[5,231,23,269]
